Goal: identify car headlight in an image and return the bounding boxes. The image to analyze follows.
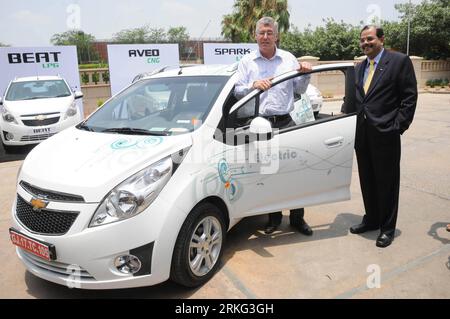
[1,105,18,124]
[64,101,78,119]
[89,156,173,227]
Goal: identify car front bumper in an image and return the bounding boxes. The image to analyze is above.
[1,115,80,146]
[10,183,180,289]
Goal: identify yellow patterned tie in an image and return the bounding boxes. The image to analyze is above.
[364,60,375,93]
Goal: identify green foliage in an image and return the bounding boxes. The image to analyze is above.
[79,63,108,69]
[113,25,189,44]
[393,0,450,59]
[92,72,100,85]
[280,19,361,60]
[222,0,290,42]
[443,78,449,86]
[222,0,448,60]
[102,70,110,84]
[167,27,190,43]
[51,30,99,64]
[97,99,104,107]
[81,72,90,85]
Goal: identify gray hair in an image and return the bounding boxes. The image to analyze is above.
[256,17,279,35]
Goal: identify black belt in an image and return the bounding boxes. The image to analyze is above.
[262,114,291,123]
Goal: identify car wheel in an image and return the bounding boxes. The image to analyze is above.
[170,202,226,287]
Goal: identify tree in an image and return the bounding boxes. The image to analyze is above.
[167,27,190,43]
[113,26,189,44]
[51,30,99,63]
[389,0,450,59]
[146,28,166,43]
[222,0,290,42]
[113,26,149,44]
[280,19,361,60]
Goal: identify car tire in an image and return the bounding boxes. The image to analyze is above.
[170,202,226,287]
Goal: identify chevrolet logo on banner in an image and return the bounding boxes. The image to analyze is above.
[30,198,49,211]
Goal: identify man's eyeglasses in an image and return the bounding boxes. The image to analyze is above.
[257,31,275,37]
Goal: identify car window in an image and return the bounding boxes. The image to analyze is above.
[227,70,350,131]
[5,80,71,101]
[83,76,228,135]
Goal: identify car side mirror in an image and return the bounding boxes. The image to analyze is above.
[249,117,273,140]
[74,91,84,99]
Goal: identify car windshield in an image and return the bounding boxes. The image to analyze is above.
[80,76,228,135]
[5,80,72,101]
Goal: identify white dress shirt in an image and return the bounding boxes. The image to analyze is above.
[234,48,310,116]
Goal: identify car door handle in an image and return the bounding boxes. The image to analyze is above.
[324,137,344,148]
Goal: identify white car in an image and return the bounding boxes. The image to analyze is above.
[10,63,356,289]
[0,76,84,151]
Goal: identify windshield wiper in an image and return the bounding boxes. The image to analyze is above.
[102,128,171,136]
[22,97,45,100]
[76,122,95,132]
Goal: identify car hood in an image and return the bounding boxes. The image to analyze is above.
[4,96,73,116]
[20,126,193,202]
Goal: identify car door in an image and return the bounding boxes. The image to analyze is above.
[217,63,357,217]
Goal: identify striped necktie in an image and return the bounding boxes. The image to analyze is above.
[364,60,375,93]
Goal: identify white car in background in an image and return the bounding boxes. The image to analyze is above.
[0,76,83,151]
[293,84,323,119]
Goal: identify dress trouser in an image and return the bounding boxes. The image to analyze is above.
[355,121,401,236]
[265,114,306,226]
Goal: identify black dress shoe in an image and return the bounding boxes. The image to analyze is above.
[264,223,280,234]
[291,220,313,236]
[350,223,378,234]
[376,233,394,248]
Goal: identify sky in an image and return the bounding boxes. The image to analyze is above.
[0,0,422,46]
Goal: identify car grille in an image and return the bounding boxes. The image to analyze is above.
[20,181,85,203]
[16,195,79,235]
[22,117,60,127]
[20,133,56,142]
[19,250,95,280]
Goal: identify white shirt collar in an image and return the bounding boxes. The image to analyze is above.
[254,47,280,61]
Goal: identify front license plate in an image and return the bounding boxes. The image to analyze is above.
[32,127,52,134]
[9,228,56,261]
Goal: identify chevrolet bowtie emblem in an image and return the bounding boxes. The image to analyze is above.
[30,198,49,211]
[36,115,46,121]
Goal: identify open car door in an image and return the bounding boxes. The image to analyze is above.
[216,63,357,217]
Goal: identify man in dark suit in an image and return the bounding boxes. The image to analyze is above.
[350,25,418,248]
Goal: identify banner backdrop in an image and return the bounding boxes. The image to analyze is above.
[0,46,82,112]
[108,44,179,95]
[203,43,258,65]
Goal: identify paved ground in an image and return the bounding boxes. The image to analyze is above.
[0,93,449,298]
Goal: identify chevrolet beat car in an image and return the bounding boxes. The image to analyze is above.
[10,63,356,289]
[0,75,83,151]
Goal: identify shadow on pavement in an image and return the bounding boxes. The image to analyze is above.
[428,222,450,245]
[222,213,373,261]
[24,271,198,299]
[0,144,37,163]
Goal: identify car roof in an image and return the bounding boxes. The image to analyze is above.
[11,75,63,83]
[146,64,238,79]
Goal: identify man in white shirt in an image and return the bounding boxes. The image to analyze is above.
[234,16,314,236]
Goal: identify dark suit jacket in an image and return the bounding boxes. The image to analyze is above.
[355,50,418,137]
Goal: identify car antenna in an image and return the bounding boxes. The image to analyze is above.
[186,19,211,63]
